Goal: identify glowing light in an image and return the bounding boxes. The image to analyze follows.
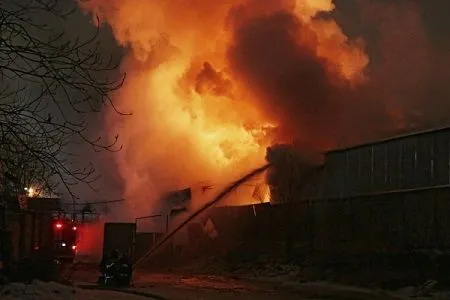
[72,226,77,231]
[61,243,66,247]
[26,186,41,197]
[72,245,77,251]
[55,223,63,229]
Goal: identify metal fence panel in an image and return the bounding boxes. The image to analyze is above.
[311,200,326,250]
[346,149,360,197]
[372,144,386,192]
[433,131,450,186]
[403,191,435,248]
[416,134,433,187]
[358,146,373,194]
[323,156,335,199]
[351,197,375,250]
[323,128,450,196]
[324,152,346,199]
[400,137,417,189]
[386,140,401,191]
[435,189,450,247]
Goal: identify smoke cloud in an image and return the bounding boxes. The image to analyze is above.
[227,2,351,151]
[76,0,450,221]
[356,0,450,130]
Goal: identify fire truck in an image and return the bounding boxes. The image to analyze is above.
[53,218,78,262]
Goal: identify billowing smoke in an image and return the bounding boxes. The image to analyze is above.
[356,0,450,130]
[76,0,450,222]
[227,1,354,151]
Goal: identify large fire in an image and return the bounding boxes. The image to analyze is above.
[79,0,368,215]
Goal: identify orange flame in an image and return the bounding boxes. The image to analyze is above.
[79,0,368,214]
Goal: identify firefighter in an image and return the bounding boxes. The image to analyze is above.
[119,253,130,265]
[119,254,132,274]
[99,249,117,273]
[108,249,119,263]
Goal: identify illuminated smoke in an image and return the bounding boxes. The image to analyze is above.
[78,0,371,218]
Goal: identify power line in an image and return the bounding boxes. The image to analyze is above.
[69,198,125,206]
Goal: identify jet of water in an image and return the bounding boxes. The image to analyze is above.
[133,164,272,269]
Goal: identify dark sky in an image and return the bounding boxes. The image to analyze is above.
[410,1,450,46]
[333,0,450,53]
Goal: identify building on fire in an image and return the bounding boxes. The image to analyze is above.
[132,125,450,259]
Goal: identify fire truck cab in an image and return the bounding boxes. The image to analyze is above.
[53,219,78,262]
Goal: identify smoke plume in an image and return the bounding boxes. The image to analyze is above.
[77,0,450,219]
[355,0,450,131]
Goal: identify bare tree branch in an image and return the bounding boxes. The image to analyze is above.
[0,0,126,197]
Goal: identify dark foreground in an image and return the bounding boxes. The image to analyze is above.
[60,263,427,300]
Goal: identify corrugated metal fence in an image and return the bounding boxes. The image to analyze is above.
[324,128,450,199]
[205,186,450,256]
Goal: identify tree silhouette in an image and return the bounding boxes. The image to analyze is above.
[0,0,125,196]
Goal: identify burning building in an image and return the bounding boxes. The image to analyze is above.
[77,0,378,218]
[178,126,450,258]
[75,0,450,228]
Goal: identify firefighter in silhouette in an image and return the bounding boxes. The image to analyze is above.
[119,253,130,266]
[119,253,132,286]
[99,249,119,275]
[109,249,119,263]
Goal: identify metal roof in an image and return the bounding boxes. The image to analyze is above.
[327,125,450,154]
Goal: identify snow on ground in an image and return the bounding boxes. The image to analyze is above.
[0,280,150,300]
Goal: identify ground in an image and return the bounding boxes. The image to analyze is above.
[5,270,449,300]
[0,280,149,300]
[59,262,450,300]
